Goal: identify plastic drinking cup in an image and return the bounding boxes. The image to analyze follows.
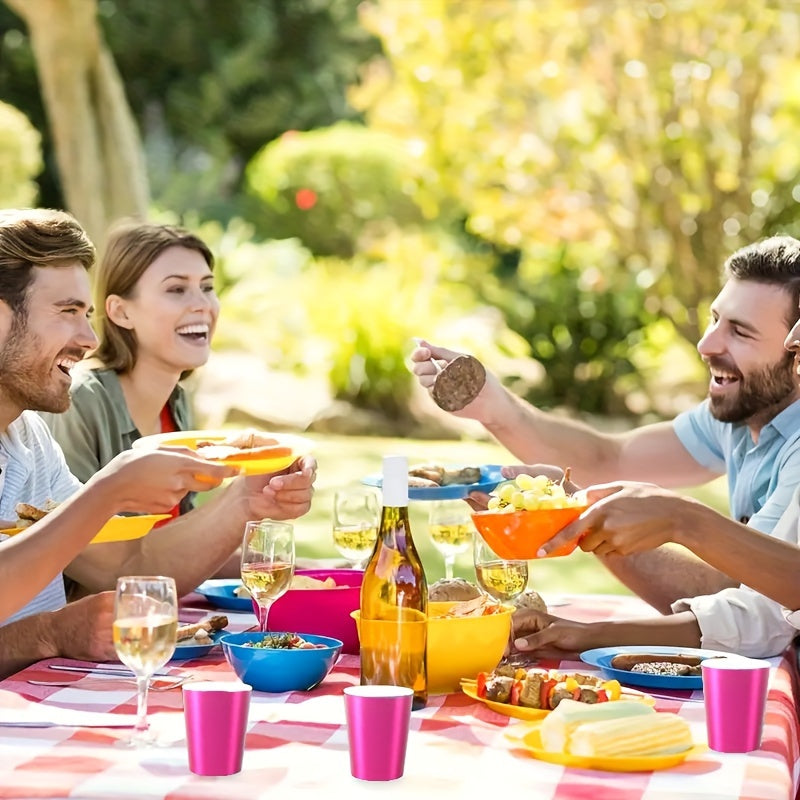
[702,656,770,753]
[184,681,251,776]
[344,685,413,781]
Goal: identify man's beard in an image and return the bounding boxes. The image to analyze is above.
[0,317,71,414]
[708,351,797,423]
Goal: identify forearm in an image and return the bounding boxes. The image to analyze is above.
[678,521,800,610]
[480,381,623,483]
[0,613,58,679]
[584,611,703,649]
[69,483,250,597]
[0,487,121,622]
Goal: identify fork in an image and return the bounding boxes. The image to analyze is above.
[27,675,195,692]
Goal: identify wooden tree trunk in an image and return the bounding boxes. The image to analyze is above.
[4,0,149,248]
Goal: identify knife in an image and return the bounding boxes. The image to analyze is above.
[49,664,173,677]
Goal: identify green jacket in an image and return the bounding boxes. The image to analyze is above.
[40,367,194,514]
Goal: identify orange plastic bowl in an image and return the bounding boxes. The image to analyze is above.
[471,505,588,559]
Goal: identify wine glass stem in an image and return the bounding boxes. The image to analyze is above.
[134,675,150,734]
[259,602,272,633]
[444,556,455,580]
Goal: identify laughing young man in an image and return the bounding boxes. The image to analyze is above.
[412,235,800,656]
[0,208,316,677]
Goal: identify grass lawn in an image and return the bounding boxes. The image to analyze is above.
[285,432,730,597]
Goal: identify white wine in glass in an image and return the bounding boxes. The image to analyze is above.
[428,499,474,579]
[332,488,379,569]
[473,534,528,602]
[241,519,295,632]
[113,575,178,746]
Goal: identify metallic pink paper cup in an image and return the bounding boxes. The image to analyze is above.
[344,685,413,781]
[702,656,770,753]
[184,681,252,776]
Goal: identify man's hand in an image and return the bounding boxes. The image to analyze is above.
[86,449,241,514]
[536,482,695,558]
[46,592,118,662]
[510,608,601,659]
[240,454,317,520]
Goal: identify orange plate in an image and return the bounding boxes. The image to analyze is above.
[131,429,312,476]
[506,721,703,772]
[471,505,588,559]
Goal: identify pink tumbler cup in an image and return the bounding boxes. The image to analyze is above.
[184,681,252,776]
[344,685,413,781]
[702,656,770,753]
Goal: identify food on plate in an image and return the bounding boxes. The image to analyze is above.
[513,589,547,613]
[245,632,326,650]
[13,499,59,527]
[568,711,693,758]
[408,464,482,487]
[193,429,293,461]
[539,697,656,752]
[486,472,585,513]
[431,354,487,412]
[475,666,623,709]
[176,614,228,643]
[429,577,481,602]
[610,652,703,676]
[432,595,507,618]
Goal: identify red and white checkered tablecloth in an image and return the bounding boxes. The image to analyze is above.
[0,594,797,800]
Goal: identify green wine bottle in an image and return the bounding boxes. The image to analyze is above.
[359,454,428,710]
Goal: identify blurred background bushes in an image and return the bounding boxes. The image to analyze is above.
[2,0,799,429]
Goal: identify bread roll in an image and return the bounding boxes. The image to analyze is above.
[513,590,547,613]
[428,578,481,602]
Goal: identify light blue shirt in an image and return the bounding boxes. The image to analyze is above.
[673,398,800,534]
[0,411,82,625]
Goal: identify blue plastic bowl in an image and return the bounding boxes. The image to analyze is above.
[220,631,343,693]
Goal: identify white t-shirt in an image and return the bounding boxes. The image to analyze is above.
[0,411,82,625]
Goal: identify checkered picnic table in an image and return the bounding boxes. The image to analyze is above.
[0,593,797,800]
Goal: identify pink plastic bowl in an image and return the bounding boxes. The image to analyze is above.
[261,569,363,654]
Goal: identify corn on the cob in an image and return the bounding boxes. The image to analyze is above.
[568,713,693,758]
[540,698,655,752]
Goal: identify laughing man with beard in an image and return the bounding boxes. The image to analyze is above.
[412,236,800,657]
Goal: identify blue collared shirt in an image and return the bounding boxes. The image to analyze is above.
[673,398,800,534]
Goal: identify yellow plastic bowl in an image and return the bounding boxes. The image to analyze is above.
[351,601,513,695]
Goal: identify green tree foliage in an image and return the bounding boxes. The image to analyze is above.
[354,0,800,414]
[0,100,41,206]
[0,0,380,217]
[246,122,425,256]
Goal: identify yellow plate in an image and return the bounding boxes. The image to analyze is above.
[131,429,312,476]
[507,721,703,772]
[460,680,549,720]
[461,679,656,720]
[0,514,170,544]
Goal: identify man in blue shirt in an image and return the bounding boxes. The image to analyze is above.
[412,235,800,656]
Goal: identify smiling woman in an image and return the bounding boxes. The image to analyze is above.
[39,221,221,597]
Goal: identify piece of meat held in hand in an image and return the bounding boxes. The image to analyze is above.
[176,615,229,642]
[431,355,486,412]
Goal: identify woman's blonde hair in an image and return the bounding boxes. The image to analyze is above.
[92,220,214,373]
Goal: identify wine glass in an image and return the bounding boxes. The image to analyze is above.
[113,575,178,746]
[473,533,529,603]
[332,487,379,569]
[241,519,295,632]
[428,499,473,579]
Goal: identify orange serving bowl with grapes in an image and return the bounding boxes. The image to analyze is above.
[471,505,589,560]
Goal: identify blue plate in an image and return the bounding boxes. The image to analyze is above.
[171,630,226,660]
[580,645,730,690]
[194,579,253,612]
[362,464,504,501]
